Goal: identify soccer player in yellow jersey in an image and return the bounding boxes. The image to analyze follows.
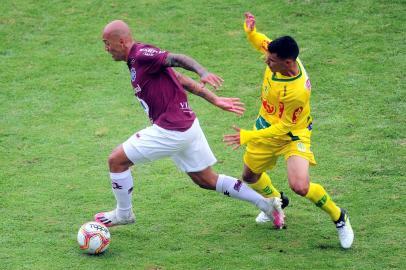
[224,12,354,249]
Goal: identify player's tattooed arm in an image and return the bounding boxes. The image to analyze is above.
[165,53,224,89]
[173,70,214,101]
[165,53,208,77]
[173,70,245,116]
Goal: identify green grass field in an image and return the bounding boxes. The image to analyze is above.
[1,0,405,269]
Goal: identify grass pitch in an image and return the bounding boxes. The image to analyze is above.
[1,0,405,269]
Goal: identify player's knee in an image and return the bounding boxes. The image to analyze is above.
[289,181,309,196]
[108,151,129,172]
[242,171,260,184]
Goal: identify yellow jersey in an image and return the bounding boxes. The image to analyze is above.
[240,23,313,145]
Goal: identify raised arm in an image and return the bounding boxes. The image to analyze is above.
[244,12,272,54]
[164,53,224,90]
[173,70,245,116]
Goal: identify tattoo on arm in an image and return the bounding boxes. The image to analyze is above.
[165,53,208,77]
[173,70,216,103]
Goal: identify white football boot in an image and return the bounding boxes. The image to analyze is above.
[256,192,289,228]
[262,197,285,229]
[94,209,135,227]
[335,208,354,249]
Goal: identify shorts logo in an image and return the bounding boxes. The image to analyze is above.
[297,142,306,152]
[292,107,303,123]
[130,67,137,82]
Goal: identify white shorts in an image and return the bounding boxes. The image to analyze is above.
[122,118,217,172]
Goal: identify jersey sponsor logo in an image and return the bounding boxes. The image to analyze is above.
[130,67,137,82]
[292,107,303,123]
[140,47,158,56]
[180,101,189,109]
[179,101,193,113]
[262,98,275,114]
[278,102,284,118]
[140,48,165,56]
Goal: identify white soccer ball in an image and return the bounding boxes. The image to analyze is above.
[77,221,111,254]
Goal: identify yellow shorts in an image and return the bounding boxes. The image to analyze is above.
[243,138,317,174]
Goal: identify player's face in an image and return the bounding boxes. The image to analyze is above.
[102,34,126,61]
[265,52,286,72]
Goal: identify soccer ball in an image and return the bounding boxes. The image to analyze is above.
[77,221,111,254]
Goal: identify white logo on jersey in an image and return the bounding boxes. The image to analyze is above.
[130,67,137,82]
[297,142,306,152]
[139,48,166,56]
[179,102,193,113]
[137,97,149,115]
[140,48,158,56]
[133,84,142,94]
[180,102,189,109]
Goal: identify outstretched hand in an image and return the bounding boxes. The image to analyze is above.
[213,97,245,116]
[244,12,256,31]
[223,125,241,150]
[200,72,224,90]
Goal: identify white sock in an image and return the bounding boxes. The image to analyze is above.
[215,174,269,212]
[110,169,133,218]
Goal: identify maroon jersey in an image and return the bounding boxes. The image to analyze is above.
[127,43,196,131]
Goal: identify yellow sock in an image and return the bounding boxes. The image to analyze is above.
[305,182,341,221]
[248,173,280,198]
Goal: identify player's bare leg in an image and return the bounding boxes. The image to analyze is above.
[188,167,283,228]
[287,156,354,248]
[94,145,135,227]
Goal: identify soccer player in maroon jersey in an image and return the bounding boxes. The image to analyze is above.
[94,20,284,228]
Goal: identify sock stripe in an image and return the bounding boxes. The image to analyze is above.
[315,194,328,207]
[262,186,273,196]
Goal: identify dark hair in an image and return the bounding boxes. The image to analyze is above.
[267,36,299,60]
